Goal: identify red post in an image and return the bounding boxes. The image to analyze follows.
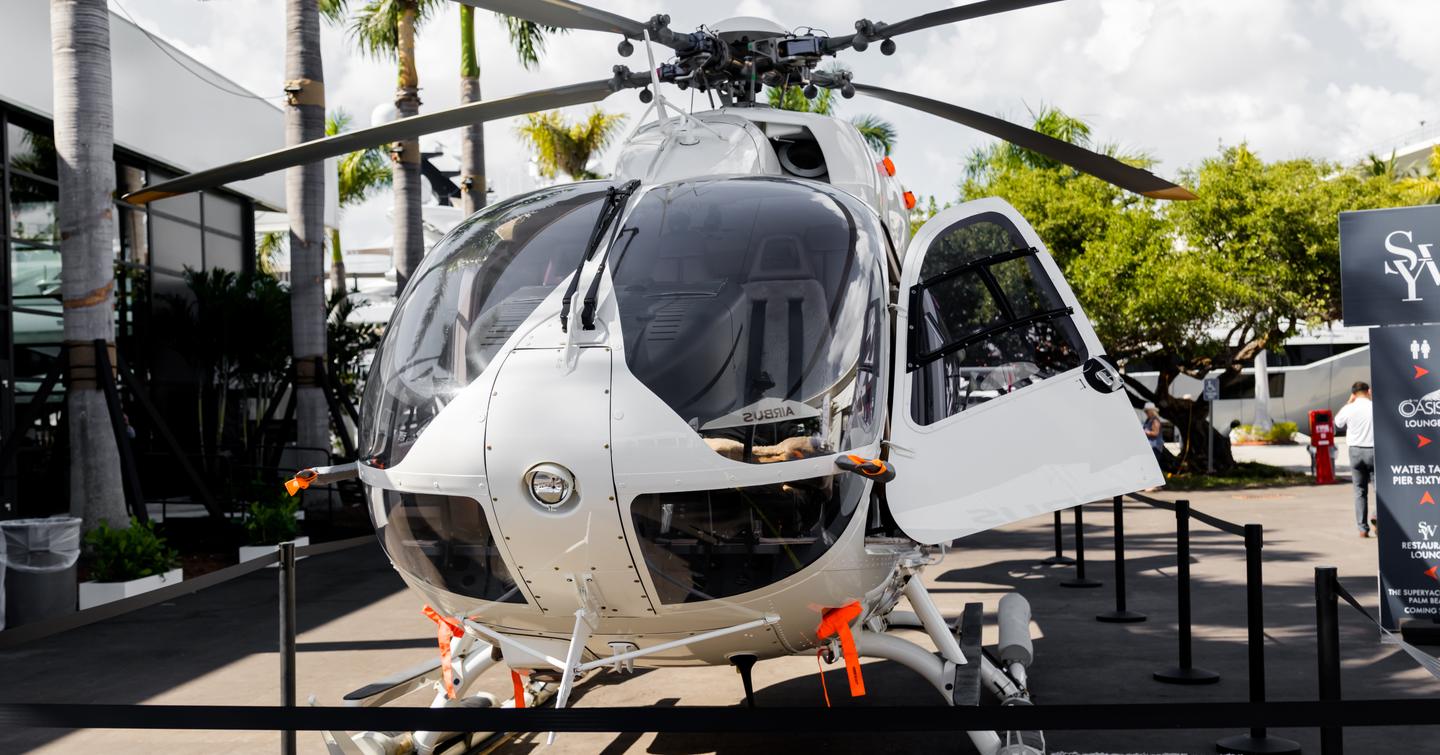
[1310,409,1336,485]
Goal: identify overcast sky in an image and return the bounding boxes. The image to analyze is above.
[111,0,1440,249]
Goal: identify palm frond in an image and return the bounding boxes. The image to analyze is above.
[516,108,628,180]
[326,108,393,208]
[318,0,349,27]
[501,16,564,69]
[348,0,438,59]
[851,114,897,156]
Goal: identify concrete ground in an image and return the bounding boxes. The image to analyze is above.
[1,478,1434,754]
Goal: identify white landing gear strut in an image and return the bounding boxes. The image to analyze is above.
[843,578,1044,755]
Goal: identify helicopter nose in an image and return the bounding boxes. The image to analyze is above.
[481,346,655,617]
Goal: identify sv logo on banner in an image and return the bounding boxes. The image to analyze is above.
[1385,230,1440,302]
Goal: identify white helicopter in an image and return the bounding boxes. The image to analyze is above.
[129,1,1189,752]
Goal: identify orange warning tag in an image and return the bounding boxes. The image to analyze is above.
[283,470,314,497]
[422,604,466,699]
[816,601,866,702]
[511,669,528,708]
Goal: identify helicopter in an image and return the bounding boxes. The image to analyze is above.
[126,1,1188,752]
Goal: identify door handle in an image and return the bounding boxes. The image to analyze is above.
[835,454,896,483]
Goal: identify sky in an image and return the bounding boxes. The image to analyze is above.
[109,0,1440,250]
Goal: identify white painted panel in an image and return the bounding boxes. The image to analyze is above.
[888,197,1162,544]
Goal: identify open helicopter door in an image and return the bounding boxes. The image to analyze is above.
[888,197,1161,544]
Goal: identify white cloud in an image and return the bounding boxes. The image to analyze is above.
[112,0,1440,247]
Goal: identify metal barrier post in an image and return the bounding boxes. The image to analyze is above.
[1041,509,1075,565]
[279,541,297,755]
[1216,525,1299,753]
[1154,499,1220,684]
[1061,505,1102,588]
[1097,496,1145,622]
[1316,566,1342,755]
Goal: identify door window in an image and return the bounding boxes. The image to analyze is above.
[909,212,1085,425]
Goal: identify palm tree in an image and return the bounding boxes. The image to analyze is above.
[284,0,331,480]
[346,0,436,294]
[325,109,393,290]
[51,0,126,531]
[457,11,560,215]
[850,114,898,156]
[516,109,628,181]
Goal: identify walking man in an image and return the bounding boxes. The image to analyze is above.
[1335,381,1376,537]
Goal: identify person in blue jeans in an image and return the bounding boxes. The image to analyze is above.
[1335,381,1376,537]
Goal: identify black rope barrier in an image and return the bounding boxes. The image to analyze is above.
[1060,504,1101,588]
[1315,566,1343,754]
[1041,508,1075,565]
[1097,495,1145,623]
[0,535,373,650]
[1151,498,1222,685]
[3,699,1440,734]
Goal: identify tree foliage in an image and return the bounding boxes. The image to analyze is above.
[326,109,393,208]
[960,108,1410,471]
[516,109,628,180]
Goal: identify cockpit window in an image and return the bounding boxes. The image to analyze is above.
[610,178,886,464]
[359,182,613,468]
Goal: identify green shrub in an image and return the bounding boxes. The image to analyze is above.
[1266,421,1298,443]
[243,495,300,545]
[1233,422,1298,444]
[84,518,180,583]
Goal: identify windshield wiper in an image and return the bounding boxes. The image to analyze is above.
[560,179,640,332]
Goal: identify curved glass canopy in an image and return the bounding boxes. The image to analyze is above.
[610,178,887,464]
[359,182,613,468]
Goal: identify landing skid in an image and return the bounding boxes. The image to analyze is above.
[325,585,1045,755]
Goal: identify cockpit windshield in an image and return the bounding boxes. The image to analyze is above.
[610,178,886,464]
[359,182,613,468]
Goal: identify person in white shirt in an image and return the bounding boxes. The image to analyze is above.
[1334,381,1375,538]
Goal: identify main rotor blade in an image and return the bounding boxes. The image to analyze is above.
[830,0,1066,51]
[451,0,645,38]
[883,0,1066,38]
[124,79,620,204]
[853,83,1195,201]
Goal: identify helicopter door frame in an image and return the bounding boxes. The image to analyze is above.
[886,197,1161,545]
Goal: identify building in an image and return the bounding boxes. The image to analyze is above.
[0,5,333,516]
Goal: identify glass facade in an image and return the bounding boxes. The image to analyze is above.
[0,104,255,516]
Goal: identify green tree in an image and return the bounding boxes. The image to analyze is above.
[457,9,561,215]
[286,0,331,479]
[325,109,392,290]
[345,0,432,293]
[963,108,1409,472]
[516,109,628,180]
[52,0,126,530]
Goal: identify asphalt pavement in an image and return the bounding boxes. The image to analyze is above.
[0,477,1433,754]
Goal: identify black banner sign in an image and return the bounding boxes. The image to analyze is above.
[1340,206,1440,327]
[1372,324,1440,630]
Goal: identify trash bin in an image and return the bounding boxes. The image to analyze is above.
[1,516,81,629]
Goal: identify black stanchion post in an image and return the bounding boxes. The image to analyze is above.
[1154,499,1220,684]
[1316,566,1342,755]
[279,541,297,755]
[1216,525,1299,753]
[1098,496,1145,622]
[1041,509,1075,565]
[1061,505,1102,588]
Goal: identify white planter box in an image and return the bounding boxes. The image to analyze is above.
[78,568,183,610]
[238,536,310,565]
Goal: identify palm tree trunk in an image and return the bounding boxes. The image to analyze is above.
[329,226,347,292]
[52,0,126,531]
[391,0,424,294]
[284,0,330,479]
[458,5,485,216]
